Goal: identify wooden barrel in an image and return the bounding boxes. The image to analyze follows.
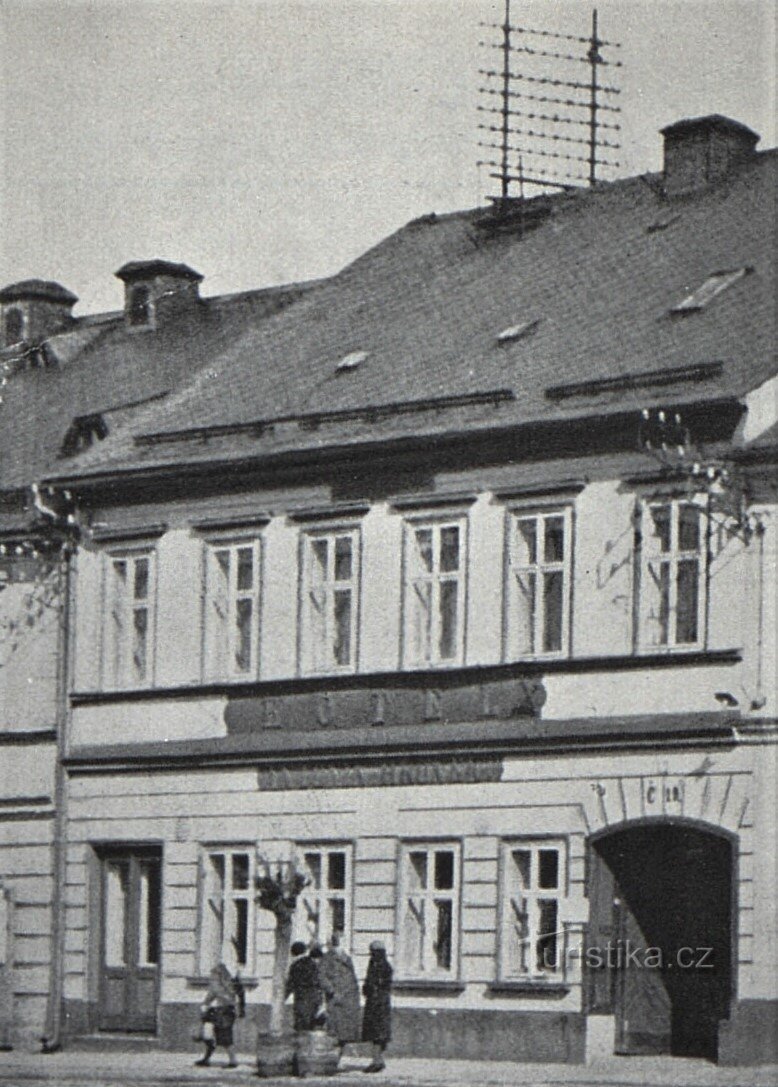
[256,1032,296,1078]
[295,1030,340,1077]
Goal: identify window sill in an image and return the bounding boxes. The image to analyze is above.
[487,979,570,996]
[392,979,465,993]
[186,975,258,989]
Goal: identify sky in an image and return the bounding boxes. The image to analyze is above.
[1,0,775,314]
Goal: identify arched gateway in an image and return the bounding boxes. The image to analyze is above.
[585,819,735,1060]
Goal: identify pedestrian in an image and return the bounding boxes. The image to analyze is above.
[195,963,243,1068]
[361,941,392,1073]
[319,932,361,1052]
[285,940,323,1031]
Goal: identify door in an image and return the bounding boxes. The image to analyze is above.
[99,849,161,1032]
[586,824,732,1060]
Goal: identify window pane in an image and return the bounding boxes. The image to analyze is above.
[413,528,433,574]
[113,559,128,587]
[438,580,458,660]
[139,860,160,966]
[304,853,322,890]
[537,899,559,972]
[544,517,565,563]
[236,547,254,592]
[538,849,559,890]
[327,852,346,891]
[434,850,454,890]
[514,571,536,655]
[407,851,427,891]
[134,557,149,601]
[542,571,564,652]
[514,519,537,566]
[440,526,460,572]
[328,897,346,937]
[678,505,700,552]
[104,861,129,967]
[646,561,670,645]
[676,560,699,643]
[334,536,352,581]
[412,580,432,662]
[403,897,424,973]
[512,849,531,890]
[648,506,672,553]
[232,898,249,967]
[235,598,253,672]
[434,899,453,970]
[310,538,328,583]
[232,853,250,891]
[132,608,148,680]
[333,589,351,666]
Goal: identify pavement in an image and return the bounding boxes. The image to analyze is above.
[0,1048,776,1087]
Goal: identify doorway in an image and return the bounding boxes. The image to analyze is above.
[99,847,161,1032]
[586,822,733,1060]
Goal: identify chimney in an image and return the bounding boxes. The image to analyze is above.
[661,114,759,197]
[0,280,77,349]
[114,260,203,330]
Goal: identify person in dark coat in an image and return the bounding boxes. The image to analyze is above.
[319,932,361,1051]
[361,941,392,1073]
[195,963,242,1068]
[285,941,323,1031]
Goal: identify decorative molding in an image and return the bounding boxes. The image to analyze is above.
[190,512,270,532]
[89,522,167,542]
[286,501,370,523]
[388,491,478,511]
[493,479,587,500]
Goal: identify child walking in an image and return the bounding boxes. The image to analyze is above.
[195,963,244,1068]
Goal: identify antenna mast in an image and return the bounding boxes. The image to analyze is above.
[478,3,622,203]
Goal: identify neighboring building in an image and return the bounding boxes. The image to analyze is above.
[2,113,776,1065]
[0,266,314,1049]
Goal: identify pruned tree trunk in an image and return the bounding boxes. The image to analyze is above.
[269,913,292,1036]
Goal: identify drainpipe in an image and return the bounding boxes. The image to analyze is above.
[42,539,73,1052]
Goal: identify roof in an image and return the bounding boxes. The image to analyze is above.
[660,114,760,144]
[48,144,777,482]
[0,281,318,492]
[114,260,203,282]
[0,280,78,305]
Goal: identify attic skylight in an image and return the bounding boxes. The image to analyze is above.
[496,318,540,344]
[670,268,751,314]
[336,350,368,372]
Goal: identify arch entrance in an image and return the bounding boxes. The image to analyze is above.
[585,821,733,1060]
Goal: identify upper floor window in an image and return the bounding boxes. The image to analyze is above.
[499,840,565,979]
[300,529,359,674]
[398,842,460,980]
[204,540,261,679]
[505,509,571,658]
[199,847,255,974]
[639,499,706,649]
[296,844,353,950]
[103,550,155,688]
[128,285,151,327]
[4,307,24,346]
[403,520,465,667]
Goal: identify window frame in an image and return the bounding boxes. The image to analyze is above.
[197,845,256,976]
[294,843,354,953]
[503,504,573,661]
[497,838,567,981]
[298,525,361,676]
[401,514,468,669]
[636,495,708,652]
[202,535,262,681]
[101,545,157,690]
[396,840,462,982]
[127,284,153,328]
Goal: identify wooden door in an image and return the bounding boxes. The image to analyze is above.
[99,850,161,1032]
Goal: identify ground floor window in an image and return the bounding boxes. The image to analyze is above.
[199,847,255,973]
[398,841,461,979]
[499,840,565,978]
[296,844,353,949]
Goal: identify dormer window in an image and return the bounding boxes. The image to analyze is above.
[128,285,152,327]
[4,307,24,346]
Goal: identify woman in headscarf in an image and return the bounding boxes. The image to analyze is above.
[285,941,323,1031]
[319,932,361,1052]
[361,941,393,1073]
[195,963,241,1068]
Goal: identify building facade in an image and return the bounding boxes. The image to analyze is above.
[1,113,776,1063]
